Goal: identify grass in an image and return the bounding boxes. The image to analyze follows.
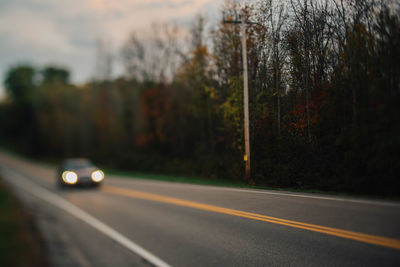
[0,146,58,168]
[1,146,398,201]
[0,179,48,267]
[104,168,400,201]
[105,168,344,194]
[0,146,249,188]
[105,168,250,187]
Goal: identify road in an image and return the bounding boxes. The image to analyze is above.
[0,151,399,266]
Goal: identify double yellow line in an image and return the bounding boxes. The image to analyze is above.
[103,185,400,251]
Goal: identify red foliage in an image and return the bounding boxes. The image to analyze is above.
[135,84,170,146]
[140,86,167,119]
[288,88,327,137]
[135,133,155,147]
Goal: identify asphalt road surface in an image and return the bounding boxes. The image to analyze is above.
[1,151,399,267]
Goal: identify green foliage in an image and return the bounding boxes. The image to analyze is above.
[4,65,37,105]
[219,76,244,152]
[42,66,70,85]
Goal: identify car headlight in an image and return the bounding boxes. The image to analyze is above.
[62,171,78,184]
[91,170,104,182]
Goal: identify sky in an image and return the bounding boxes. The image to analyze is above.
[0,0,224,97]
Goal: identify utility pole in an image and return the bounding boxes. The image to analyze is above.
[241,20,251,183]
[224,16,259,183]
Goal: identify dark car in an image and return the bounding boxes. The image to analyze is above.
[57,158,105,187]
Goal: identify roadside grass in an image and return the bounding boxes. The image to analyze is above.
[1,147,398,201]
[103,168,400,201]
[104,168,345,195]
[0,179,48,267]
[105,168,249,187]
[0,146,58,169]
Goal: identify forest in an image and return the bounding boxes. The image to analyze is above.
[1,0,399,196]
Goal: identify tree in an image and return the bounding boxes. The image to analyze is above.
[94,38,114,82]
[121,22,184,83]
[42,66,70,85]
[4,65,37,105]
[3,64,40,154]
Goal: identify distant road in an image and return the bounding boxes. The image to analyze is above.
[1,151,400,267]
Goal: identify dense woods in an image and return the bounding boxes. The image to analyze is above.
[1,0,399,196]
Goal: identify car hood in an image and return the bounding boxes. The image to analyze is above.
[70,167,98,177]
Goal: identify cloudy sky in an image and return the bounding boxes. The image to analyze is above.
[0,0,224,95]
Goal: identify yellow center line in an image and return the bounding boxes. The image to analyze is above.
[102,185,400,251]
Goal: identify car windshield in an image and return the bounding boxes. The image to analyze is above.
[64,159,93,169]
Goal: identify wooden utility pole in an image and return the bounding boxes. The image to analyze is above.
[223,16,260,183]
[240,20,251,183]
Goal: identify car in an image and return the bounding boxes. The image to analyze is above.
[57,158,105,187]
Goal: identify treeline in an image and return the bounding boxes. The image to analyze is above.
[1,0,399,195]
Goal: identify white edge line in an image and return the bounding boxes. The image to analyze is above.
[1,167,171,267]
